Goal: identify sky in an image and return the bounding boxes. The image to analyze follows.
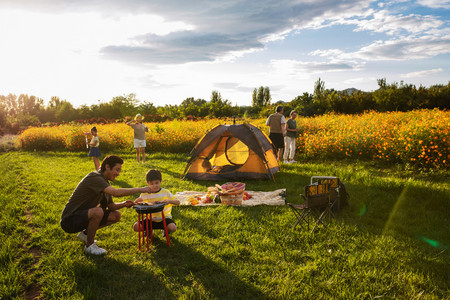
[0,0,449,108]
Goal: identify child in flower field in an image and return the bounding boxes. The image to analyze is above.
[85,126,101,170]
[132,169,180,237]
[126,113,149,164]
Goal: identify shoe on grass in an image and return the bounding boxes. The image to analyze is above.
[290,160,297,163]
[77,231,96,244]
[84,242,107,255]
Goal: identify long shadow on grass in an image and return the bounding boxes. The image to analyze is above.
[151,165,184,180]
[149,153,189,163]
[341,182,450,245]
[152,238,267,299]
[72,256,174,299]
[320,181,450,288]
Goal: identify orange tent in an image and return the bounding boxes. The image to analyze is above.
[182,123,279,181]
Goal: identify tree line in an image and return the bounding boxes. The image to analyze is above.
[1,78,449,133]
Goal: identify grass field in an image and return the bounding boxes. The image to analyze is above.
[0,151,449,299]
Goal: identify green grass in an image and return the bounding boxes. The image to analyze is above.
[1,151,449,299]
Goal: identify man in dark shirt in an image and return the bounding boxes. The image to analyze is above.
[61,155,153,255]
[266,106,286,162]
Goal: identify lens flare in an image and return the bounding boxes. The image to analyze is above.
[382,186,408,235]
[358,204,367,216]
[419,236,446,249]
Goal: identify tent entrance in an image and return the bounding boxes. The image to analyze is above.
[211,136,249,168]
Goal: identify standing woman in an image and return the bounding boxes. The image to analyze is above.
[283,110,298,164]
[126,114,149,163]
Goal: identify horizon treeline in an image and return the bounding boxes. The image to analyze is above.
[1,78,449,133]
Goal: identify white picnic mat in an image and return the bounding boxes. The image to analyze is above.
[175,189,286,206]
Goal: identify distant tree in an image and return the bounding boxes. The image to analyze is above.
[110,93,139,118]
[290,92,317,117]
[17,94,44,115]
[1,94,44,126]
[208,91,234,117]
[331,90,374,114]
[55,100,77,122]
[252,86,271,107]
[138,101,157,116]
[210,90,224,104]
[373,79,416,111]
[0,100,7,127]
[423,83,450,109]
[2,94,18,116]
[97,102,119,119]
[179,97,207,117]
[313,78,329,114]
[77,104,94,121]
[157,104,180,119]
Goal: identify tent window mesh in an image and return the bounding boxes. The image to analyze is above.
[224,137,249,165]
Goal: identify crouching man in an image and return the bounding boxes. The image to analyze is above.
[60,155,153,255]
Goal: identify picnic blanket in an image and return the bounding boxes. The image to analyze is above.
[175,189,286,206]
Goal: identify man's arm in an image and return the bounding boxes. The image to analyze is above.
[104,186,152,197]
[156,198,180,205]
[108,200,135,211]
[281,123,286,136]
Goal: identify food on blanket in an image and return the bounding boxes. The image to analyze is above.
[201,192,213,204]
[243,192,252,200]
[184,195,200,205]
[181,199,191,205]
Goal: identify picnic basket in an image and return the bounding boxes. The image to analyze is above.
[217,182,246,205]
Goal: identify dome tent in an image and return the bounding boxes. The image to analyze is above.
[182,123,279,181]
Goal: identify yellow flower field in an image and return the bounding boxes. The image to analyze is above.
[18,110,449,169]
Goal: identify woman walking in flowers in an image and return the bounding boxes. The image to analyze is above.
[84,126,101,170]
[126,113,149,163]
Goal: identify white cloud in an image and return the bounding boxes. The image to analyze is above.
[352,10,444,36]
[417,0,450,9]
[309,34,450,62]
[356,35,450,60]
[0,0,449,106]
[270,59,362,75]
[0,0,374,65]
[401,68,444,78]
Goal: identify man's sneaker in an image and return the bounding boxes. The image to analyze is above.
[77,231,96,244]
[283,160,290,164]
[290,160,297,163]
[84,242,107,255]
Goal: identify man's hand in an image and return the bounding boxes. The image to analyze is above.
[124,200,135,208]
[134,197,143,204]
[143,186,155,193]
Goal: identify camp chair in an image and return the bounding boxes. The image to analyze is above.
[312,176,341,212]
[288,182,336,232]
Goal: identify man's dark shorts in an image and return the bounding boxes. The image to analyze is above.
[60,209,111,233]
[138,218,176,230]
[269,132,285,149]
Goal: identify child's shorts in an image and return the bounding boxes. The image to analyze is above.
[134,139,146,148]
[88,147,101,157]
[138,218,175,230]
